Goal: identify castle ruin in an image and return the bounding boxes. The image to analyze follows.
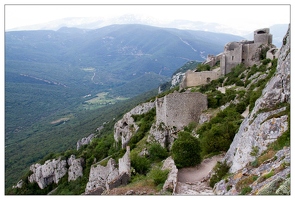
[156,91,207,130]
[181,28,277,88]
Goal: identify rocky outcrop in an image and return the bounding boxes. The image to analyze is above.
[148,123,178,149]
[67,155,84,182]
[214,147,290,195]
[222,25,290,174]
[85,147,131,195]
[114,102,155,148]
[28,157,67,189]
[161,156,178,194]
[77,133,95,150]
[12,180,23,189]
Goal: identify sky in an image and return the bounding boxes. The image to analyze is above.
[4,4,290,32]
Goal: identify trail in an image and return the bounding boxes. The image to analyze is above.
[175,154,223,195]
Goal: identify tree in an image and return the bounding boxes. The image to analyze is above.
[171,131,201,168]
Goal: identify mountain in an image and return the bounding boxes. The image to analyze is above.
[5,24,244,188]
[8,15,249,36]
[7,25,290,195]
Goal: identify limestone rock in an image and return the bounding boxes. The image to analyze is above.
[28,157,67,189]
[162,156,178,194]
[171,72,185,88]
[198,113,211,125]
[114,101,155,148]
[223,25,290,174]
[77,133,95,150]
[12,180,23,189]
[214,147,290,195]
[67,155,84,182]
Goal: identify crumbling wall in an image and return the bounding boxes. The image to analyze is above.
[181,70,220,88]
[85,147,131,195]
[156,91,207,130]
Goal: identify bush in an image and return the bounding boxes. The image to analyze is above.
[171,131,201,168]
[131,153,150,174]
[236,102,247,114]
[148,167,169,187]
[148,143,169,161]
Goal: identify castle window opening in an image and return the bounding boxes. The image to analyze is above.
[257,30,266,34]
[232,56,234,60]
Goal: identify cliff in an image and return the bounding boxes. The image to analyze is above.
[214,25,290,195]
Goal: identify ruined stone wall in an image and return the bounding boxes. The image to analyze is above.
[156,91,207,130]
[118,146,131,175]
[254,28,272,44]
[182,70,220,88]
[241,43,261,67]
[222,43,243,74]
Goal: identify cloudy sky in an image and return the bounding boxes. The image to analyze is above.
[5,4,290,32]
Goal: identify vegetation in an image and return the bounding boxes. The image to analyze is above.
[209,161,230,188]
[198,106,242,156]
[171,131,201,168]
[148,143,169,162]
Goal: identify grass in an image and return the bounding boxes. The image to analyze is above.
[83,92,129,110]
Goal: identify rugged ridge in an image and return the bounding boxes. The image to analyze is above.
[223,25,290,173]
[214,25,290,195]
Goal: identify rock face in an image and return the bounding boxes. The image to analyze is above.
[85,147,131,195]
[28,157,67,189]
[214,147,290,195]
[223,25,290,174]
[67,155,84,182]
[77,133,95,150]
[161,156,178,194]
[114,102,155,148]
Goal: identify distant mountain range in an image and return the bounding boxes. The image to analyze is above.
[8,15,288,47]
[5,24,244,135]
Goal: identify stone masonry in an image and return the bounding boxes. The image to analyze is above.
[156,91,207,130]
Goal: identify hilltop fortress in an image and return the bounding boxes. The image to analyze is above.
[181,28,278,88]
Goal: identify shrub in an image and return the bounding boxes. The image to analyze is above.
[131,153,150,174]
[148,167,169,186]
[236,102,247,114]
[171,131,201,168]
[148,143,169,161]
[240,186,252,195]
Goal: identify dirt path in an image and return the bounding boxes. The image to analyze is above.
[177,154,224,183]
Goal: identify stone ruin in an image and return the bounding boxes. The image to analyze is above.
[85,146,131,195]
[148,91,207,148]
[181,28,278,89]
